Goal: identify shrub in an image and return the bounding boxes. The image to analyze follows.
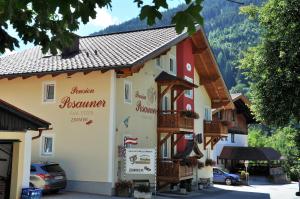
[198,161,204,169]
[205,158,216,166]
[180,111,200,119]
[115,180,132,190]
[136,184,150,193]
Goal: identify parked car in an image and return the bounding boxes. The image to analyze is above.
[30,163,67,193]
[213,167,241,185]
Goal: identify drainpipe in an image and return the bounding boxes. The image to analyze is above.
[32,128,53,140]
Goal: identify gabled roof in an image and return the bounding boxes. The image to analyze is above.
[231,93,250,105]
[0,26,184,77]
[219,146,282,161]
[0,25,233,110]
[155,71,198,89]
[231,93,256,123]
[0,99,51,131]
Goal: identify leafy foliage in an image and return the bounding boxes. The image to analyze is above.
[240,0,300,126]
[0,0,204,54]
[248,126,300,181]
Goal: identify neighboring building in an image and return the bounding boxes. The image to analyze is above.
[212,93,256,168]
[0,99,50,199]
[0,26,233,196]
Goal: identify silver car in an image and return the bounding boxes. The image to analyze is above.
[30,163,67,193]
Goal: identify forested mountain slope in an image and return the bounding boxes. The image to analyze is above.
[91,0,262,89]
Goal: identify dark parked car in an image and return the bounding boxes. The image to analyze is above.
[30,163,67,193]
[213,167,241,185]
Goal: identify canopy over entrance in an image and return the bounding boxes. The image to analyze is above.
[219,146,282,161]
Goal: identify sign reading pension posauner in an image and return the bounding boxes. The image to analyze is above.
[125,148,156,175]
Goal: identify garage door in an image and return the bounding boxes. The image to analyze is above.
[0,143,13,199]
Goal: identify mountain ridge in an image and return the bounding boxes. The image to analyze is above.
[91,0,261,89]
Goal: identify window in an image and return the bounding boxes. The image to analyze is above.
[43,82,55,103]
[124,80,132,104]
[217,111,223,120]
[162,96,168,111]
[232,110,236,121]
[41,135,54,156]
[184,76,193,99]
[162,141,168,158]
[156,57,161,68]
[231,133,235,143]
[169,58,176,75]
[204,107,212,121]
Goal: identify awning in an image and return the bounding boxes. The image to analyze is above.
[219,146,282,161]
[155,71,198,90]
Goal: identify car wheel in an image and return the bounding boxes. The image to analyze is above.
[225,178,232,186]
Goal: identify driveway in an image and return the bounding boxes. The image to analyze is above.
[43,181,299,199]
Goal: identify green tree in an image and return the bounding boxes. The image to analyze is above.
[248,126,300,181]
[240,0,300,126]
[0,0,204,54]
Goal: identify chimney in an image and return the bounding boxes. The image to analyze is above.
[62,34,80,58]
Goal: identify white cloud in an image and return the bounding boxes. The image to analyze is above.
[89,8,119,28]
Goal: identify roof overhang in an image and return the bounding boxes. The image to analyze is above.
[219,146,282,161]
[155,71,198,90]
[0,99,51,131]
[190,27,234,110]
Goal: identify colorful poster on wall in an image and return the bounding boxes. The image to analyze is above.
[125,148,156,175]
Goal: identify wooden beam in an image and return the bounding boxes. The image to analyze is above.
[193,47,207,54]
[171,134,174,159]
[199,76,220,85]
[131,64,144,73]
[161,83,175,98]
[37,74,47,79]
[7,76,18,80]
[159,132,173,146]
[51,73,61,77]
[83,71,93,75]
[172,90,184,103]
[174,134,184,146]
[22,76,31,80]
[171,89,175,111]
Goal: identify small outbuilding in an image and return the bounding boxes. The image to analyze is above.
[219,146,283,176]
[0,99,50,199]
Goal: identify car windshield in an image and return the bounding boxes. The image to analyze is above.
[42,164,63,173]
[214,168,226,174]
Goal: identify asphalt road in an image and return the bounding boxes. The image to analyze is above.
[43,182,299,199]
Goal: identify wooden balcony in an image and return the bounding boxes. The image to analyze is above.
[157,160,193,182]
[204,120,228,136]
[158,111,194,132]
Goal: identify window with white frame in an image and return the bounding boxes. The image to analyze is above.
[124,80,132,104]
[43,82,55,103]
[41,135,54,156]
[204,107,212,121]
[184,76,193,99]
[162,96,168,111]
[156,57,162,68]
[162,140,168,158]
[169,57,176,75]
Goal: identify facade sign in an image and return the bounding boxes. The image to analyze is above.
[125,148,156,175]
[58,86,106,125]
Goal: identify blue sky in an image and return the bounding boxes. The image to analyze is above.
[5,0,184,54]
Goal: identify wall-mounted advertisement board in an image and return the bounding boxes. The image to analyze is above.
[125,148,156,175]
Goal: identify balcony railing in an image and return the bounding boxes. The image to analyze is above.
[204,120,228,136]
[158,111,194,130]
[157,160,193,182]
